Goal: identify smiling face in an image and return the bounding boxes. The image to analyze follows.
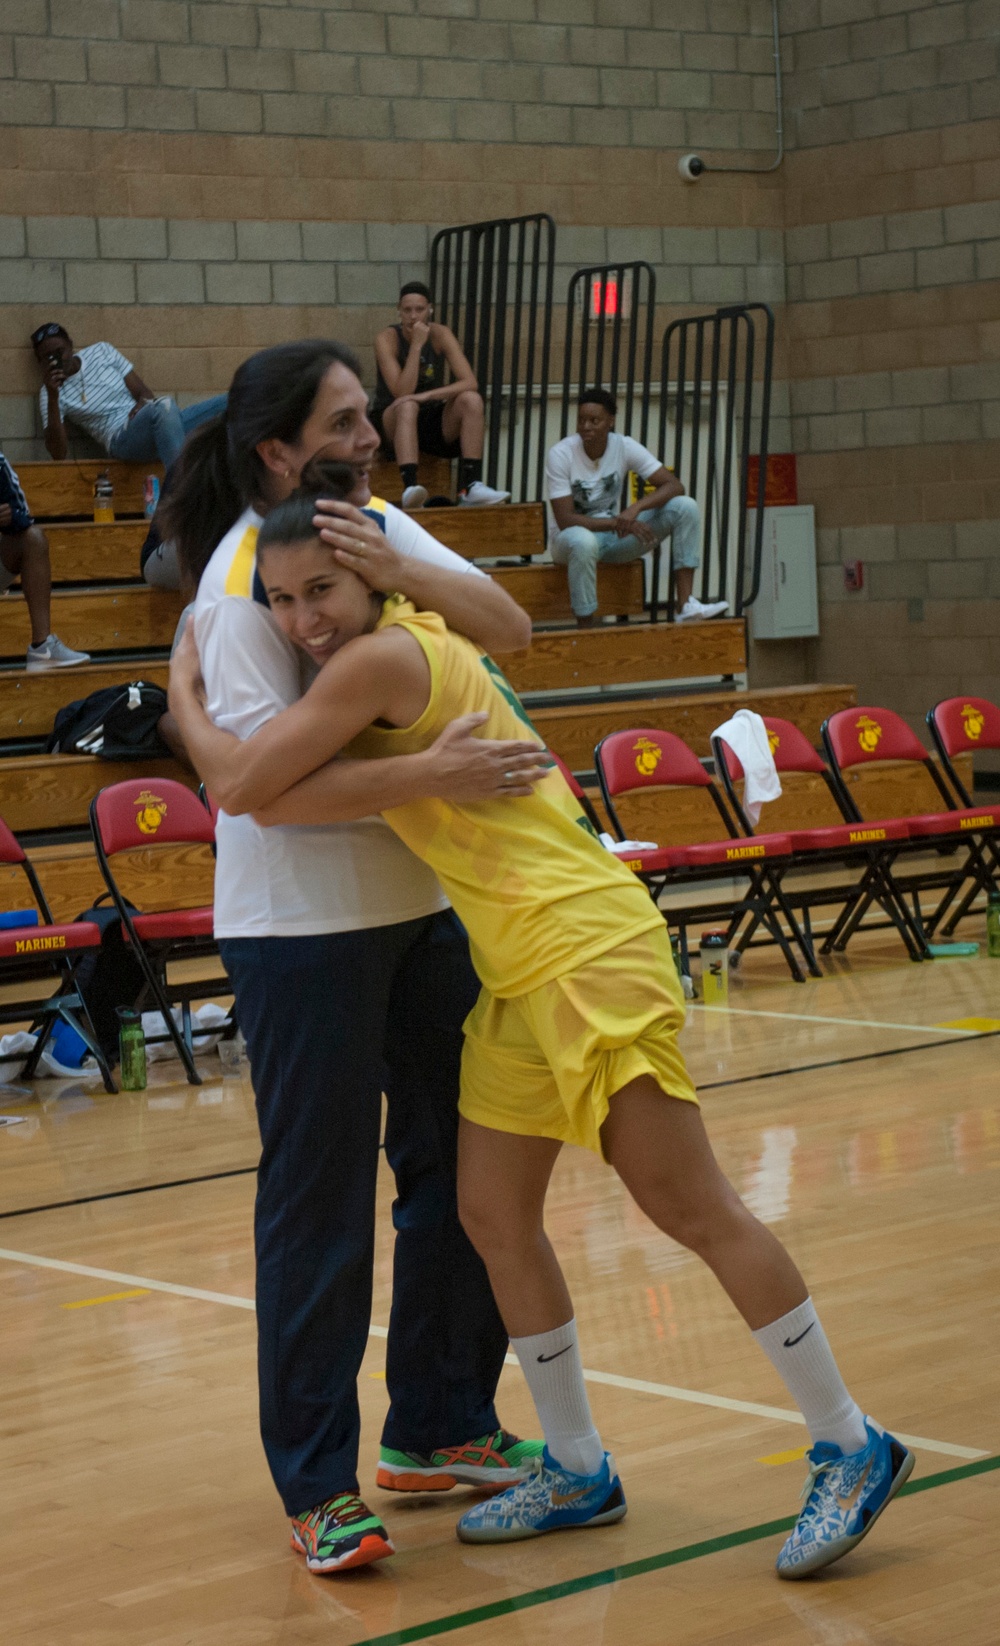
[576,398,615,459]
[258,536,382,667]
[261,362,381,508]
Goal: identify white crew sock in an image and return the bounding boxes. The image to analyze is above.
[752,1297,868,1456]
[510,1318,605,1478]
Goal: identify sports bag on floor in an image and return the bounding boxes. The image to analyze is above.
[47,682,169,760]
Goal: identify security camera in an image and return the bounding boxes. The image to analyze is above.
[678,153,705,183]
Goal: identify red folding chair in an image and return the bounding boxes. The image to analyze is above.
[711,717,926,961]
[90,778,231,1085]
[547,751,605,837]
[0,816,115,1092]
[822,706,1000,941]
[926,695,1000,930]
[595,727,818,982]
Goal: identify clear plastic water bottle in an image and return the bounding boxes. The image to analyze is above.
[699,930,730,1005]
[116,1008,147,1090]
[988,890,1000,959]
[93,472,115,523]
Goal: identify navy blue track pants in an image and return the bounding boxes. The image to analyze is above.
[220,910,509,1516]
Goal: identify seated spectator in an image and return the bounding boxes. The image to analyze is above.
[373,282,509,508]
[32,323,226,469]
[546,388,729,627]
[138,468,182,592]
[0,451,90,672]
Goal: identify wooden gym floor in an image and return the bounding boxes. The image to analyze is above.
[0,931,997,1646]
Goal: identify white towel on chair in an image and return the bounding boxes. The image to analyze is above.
[712,709,782,825]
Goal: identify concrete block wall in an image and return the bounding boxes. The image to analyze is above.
[774,1,1000,725]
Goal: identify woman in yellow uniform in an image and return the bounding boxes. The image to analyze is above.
[169,462,913,1581]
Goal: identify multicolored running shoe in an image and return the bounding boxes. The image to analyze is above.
[776,1417,914,1579]
[290,1493,395,1574]
[456,1447,627,1542]
[377,1429,544,1494]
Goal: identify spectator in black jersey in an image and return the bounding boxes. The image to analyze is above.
[373,282,510,509]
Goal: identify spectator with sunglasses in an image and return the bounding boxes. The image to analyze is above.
[31,323,227,468]
[0,451,90,671]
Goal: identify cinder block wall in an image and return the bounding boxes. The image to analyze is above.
[777,0,1000,723]
[1,0,998,723]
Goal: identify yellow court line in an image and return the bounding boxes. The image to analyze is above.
[756,1445,809,1466]
[936,1017,1000,1032]
[686,1004,981,1036]
[62,1288,150,1310]
[0,1246,988,1462]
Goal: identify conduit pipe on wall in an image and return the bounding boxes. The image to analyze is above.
[678,0,783,181]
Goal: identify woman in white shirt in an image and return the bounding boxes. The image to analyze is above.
[160,339,544,1574]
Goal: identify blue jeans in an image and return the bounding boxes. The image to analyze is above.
[219,911,508,1515]
[551,496,701,617]
[108,393,227,468]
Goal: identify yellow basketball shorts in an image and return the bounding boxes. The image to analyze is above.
[459,924,699,1159]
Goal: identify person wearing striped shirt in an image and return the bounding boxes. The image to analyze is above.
[31,323,226,469]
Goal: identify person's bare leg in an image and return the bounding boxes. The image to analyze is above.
[1,527,51,646]
[442,389,485,460]
[601,1077,868,1456]
[600,1078,805,1325]
[382,400,419,467]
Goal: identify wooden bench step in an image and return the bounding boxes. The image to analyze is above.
[413,503,545,560]
[0,753,193,833]
[532,683,860,770]
[45,521,149,583]
[504,619,745,697]
[0,659,171,740]
[489,561,645,623]
[0,586,184,659]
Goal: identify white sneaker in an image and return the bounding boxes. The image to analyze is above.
[676,597,729,623]
[25,634,91,671]
[458,480,511,506]
[401,485,429,509]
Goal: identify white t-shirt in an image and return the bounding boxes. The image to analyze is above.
[545,431,661,543]
[39,341,137,451]
[196,500,488,939]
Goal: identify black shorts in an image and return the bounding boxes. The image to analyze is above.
[374,402,461,462]
[0,454,33,536]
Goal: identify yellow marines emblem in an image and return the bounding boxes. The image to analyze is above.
[767,730,780,755]
[135,790,167,836]
[856,716,882,754]
[960,704,984,742]
[633,736,662,777]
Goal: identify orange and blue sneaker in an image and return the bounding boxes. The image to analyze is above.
[290,1492,394,1573]
[456,1447,627,1542]
[776,1418,915,1579]
[377,1429,544,1494]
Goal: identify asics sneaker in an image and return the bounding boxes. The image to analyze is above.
[401,485,429,509]
[458,481,510,506]
[775,1417,914,1579]
[25,634,90,671]
[377,1429,543,1493]
[456,1447,626,1543]
[289,1492,394,1574]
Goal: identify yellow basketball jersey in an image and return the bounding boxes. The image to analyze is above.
[346,603,662,997]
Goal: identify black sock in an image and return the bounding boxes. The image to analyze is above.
[400,463,418,489]
[458,458,482,492]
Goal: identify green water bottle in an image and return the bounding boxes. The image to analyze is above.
[988,890,1000,959]
[117,1008,147,1090]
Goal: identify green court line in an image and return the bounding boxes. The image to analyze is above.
[351,1454,1000,1646]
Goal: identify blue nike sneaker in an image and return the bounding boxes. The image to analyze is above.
[456,1447,627,1543]
[776,1417,914,1579]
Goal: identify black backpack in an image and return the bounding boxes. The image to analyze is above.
[47,682,169,761]
[71,900,148,1062]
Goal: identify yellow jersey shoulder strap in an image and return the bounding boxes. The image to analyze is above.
[223,522,260,598]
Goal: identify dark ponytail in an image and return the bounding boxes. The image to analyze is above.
[160,338,362,587]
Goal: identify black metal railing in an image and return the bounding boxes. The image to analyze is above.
[559,262,657,444]
[429,213,556,502]
[658,303,774,619]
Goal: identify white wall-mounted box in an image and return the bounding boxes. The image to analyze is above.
[747,505,818,639]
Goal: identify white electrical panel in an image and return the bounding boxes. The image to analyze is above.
[747,505,818,639]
